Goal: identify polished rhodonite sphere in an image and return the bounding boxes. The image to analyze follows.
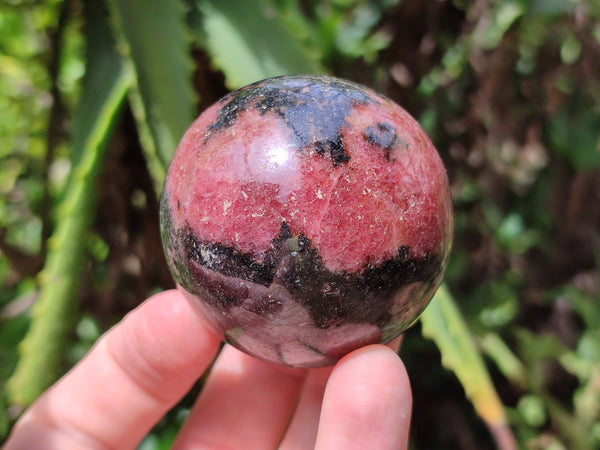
[160,75,453,367]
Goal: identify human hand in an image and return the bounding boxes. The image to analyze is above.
[4,290,412,449]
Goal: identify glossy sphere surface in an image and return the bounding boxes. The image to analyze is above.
[160,75,453,367]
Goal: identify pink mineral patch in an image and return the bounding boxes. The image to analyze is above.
[160,75,453,368]
[166,90,449,271]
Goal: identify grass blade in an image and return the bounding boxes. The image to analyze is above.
[420,284,516,449]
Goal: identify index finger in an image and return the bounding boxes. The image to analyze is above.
[5,289,221,450]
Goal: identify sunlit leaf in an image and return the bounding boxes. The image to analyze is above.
[476,0,526,50]
[109,0,196,189]
[195,0,323,89]
[333,2,394,62]
[561,32,582,65]
[517,394,547,428]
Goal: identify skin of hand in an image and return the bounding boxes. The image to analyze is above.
[4,289,412,450]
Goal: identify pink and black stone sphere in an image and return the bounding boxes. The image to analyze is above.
[160,75,453,367]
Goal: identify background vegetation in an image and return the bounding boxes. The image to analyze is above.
[1,0,599,448]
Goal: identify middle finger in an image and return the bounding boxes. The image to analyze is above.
[172,345,307,449]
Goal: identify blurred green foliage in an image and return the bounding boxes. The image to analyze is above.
[1,0,599,448]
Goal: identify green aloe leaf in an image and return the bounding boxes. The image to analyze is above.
[109,0,196,189]
[420,284,515,447]
[195,0,324,89]
[7,0,131,407]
